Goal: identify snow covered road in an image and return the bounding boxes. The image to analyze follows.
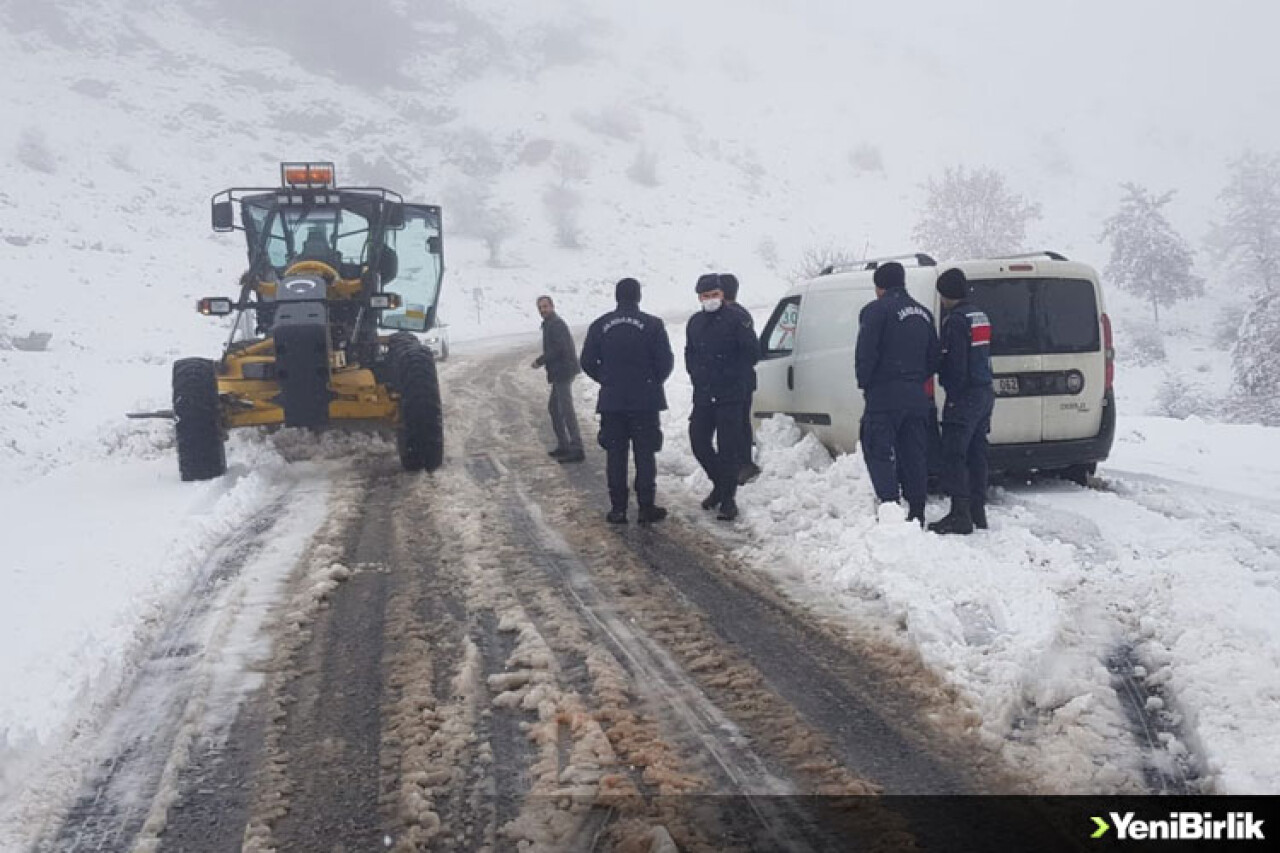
[2,336,1278,851]
[16,345,1022,852]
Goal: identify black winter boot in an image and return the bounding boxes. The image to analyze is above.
[928,498,974,535]
[971,501,988,530]
[717,499,739,521]
[606,508,628,524]
[906,502,926,527]
[701,489,722,510]
[638,504,668,524]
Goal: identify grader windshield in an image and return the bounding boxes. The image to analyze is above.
[241,201,373,276]
[211,162,445,332]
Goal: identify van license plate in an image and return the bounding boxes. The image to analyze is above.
[995,376,1019,396]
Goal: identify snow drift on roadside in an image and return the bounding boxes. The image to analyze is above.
[633,320,1280,794]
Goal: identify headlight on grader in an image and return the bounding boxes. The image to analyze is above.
[198,297,234,316]
[369,293,402,310]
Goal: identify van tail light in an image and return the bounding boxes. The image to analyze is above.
[1101,312,1115,390]
[924,377,935,401]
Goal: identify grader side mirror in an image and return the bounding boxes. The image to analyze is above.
[211,200,235,232]
[379,246,399,283]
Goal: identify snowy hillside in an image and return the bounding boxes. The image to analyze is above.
[3,0,1277,479]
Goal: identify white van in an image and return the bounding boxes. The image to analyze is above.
[752,252,1116,482]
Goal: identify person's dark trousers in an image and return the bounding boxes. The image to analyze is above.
[689,402,748,504]
[600,411,662,510]
[925,404,943,489]
[860,408,929,506]
[549,379,583,453]
[940,390,995,504]
[740,399,755,466]
[901,407,944,494]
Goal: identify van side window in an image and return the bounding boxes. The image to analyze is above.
[761,297,801,358]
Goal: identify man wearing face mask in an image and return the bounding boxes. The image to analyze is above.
[719,274,762,485]
[685,273,760,521]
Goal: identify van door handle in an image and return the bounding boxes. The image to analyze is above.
[787,365,794,390]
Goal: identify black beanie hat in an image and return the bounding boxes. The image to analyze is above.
[872,261,906,289]
[936,268,968,299]
[615,277,641,304]
[720,273,740,300]
[695,273,720,294]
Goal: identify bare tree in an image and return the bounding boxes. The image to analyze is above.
[477,204,518,267]
[552,143,591,186]
[542,184,583,249]
[627,145,659,186]
[445,179,519,267]
[1100,184,1203,324]
[756,236,780,272]
[912,166,1041,259]
[1234,293,1280,395]
[1210,152,1280,416]
[444,127,505,179]
[1209,150,1280,294]
[848,143,884,175]
[788,242,864,283]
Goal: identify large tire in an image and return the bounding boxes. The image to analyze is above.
[393,341,444,472]
[387,331,419,360]
[173,357,227,481]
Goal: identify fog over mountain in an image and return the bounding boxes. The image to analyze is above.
[0,0,1276,424]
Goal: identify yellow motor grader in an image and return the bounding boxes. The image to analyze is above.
[160,162,446,480]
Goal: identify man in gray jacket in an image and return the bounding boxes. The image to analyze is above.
[531,295,585,463]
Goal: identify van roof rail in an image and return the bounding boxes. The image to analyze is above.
[819,252,937,276]
[994,251,1069,261]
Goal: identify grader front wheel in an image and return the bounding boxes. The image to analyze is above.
[172,357,227,481]
[392,339,444,472]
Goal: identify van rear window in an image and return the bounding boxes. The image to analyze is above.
[968,278,1099,355]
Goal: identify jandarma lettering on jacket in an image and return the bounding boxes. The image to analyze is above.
[604,316,646,333]
[896,305,930,322]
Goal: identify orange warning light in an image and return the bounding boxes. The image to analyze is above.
[281,162,335,188]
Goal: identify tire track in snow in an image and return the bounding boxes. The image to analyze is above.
[441,352,1016,850]
[36,483,309,852]
[1000,482,1213,793]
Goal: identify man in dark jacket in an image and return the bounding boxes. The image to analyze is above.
[580,278,675,524]
[854,261,940,524]
[531,295,584,463]
[686,273,760,521]
[720,274,762,486]
[929,268,995,535]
